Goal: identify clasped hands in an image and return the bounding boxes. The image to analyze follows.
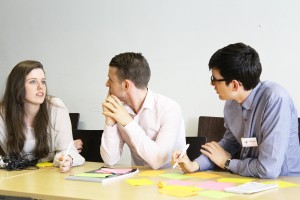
[102,94,132,127]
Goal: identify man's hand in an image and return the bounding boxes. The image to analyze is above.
[102,95,133,127]
[200,141,231,169]
[171,151,199,173]
[102,98,117,126]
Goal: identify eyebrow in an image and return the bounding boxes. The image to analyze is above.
[26,77,46,80]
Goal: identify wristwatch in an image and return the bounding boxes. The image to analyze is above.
[224,159,231,170]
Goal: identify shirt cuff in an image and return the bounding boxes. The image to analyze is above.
[227,159,239,173]
[194,155,214,171]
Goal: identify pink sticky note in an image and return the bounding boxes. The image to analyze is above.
[166,180,196,186]
[95,168,133,174]
[196,181,235,191]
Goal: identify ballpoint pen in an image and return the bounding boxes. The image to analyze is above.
[172,143,190,169]
[62,142,72,165]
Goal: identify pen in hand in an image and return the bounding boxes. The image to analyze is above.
[62,142,73,165]
[173,143,190,169]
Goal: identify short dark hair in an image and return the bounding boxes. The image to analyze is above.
[208,43,262,90]
[109,52,151,89]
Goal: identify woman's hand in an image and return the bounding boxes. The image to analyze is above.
[59,155,73,173]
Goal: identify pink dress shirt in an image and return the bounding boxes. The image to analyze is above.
[100,89,186,169]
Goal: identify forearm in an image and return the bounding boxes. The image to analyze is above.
[125,120,184,169]
[194,154,216,171]
[100,125,123,166]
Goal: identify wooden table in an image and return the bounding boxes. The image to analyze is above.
[0,162,299,200]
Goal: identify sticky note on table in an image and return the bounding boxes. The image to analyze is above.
[138,170,165,176]
[196,181,235,191]
[217,177,255,183]
[95,168,133,174]
[159,173,190,179]
[186,172,222,179]
[159,185,200,197]
[263,180,300,188]
[36,162,54,168]
[126,178,154,186]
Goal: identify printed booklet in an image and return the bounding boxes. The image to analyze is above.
[65,167,139,184]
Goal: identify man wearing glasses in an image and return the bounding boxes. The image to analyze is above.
[172,43,300,178]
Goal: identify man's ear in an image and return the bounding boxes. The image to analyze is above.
[231,80,240,91]
[123,79,130,90]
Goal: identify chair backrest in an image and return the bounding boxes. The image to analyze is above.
[198,116,226,142]
[298,118,300,143]
[69,113,80,130]
[72,129,103,162]
[185,136,207,161]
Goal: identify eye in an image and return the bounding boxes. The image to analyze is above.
[42,80,47,85]
[29,80,37,84]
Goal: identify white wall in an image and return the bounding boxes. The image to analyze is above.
[1,0,300,164]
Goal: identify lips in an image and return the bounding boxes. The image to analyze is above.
[36,92,44,96]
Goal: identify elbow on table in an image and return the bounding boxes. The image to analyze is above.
[150,163,162,170]
[148,153,169,170]
[259,169,280,179]
[100,148,119,166]
[102,156,118,166]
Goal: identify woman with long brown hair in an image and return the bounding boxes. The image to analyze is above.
[0,60,84,172]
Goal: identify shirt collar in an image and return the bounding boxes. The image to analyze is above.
[124,88,154,115]
[241,82,262,111]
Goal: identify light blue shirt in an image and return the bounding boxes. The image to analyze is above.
[195,81,300,178]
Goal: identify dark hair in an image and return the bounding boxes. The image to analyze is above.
[109,52,151,89]
[208,43,262,90]
[0,60,51,158]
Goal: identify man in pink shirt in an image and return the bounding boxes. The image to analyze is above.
[100,52,186,169]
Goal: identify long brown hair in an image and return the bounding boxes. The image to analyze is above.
[0,60,51,158]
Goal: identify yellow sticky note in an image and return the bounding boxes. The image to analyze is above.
[159,185,200,197]
[126,179,154,186]
[36,162,54,168]
[186,172,222,179]
[138,170,165,177]
[217,178,255,183]
[263,180,300,188]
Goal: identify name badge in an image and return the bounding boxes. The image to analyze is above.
[241,137,258,147]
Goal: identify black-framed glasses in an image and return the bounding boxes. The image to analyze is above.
[210,75,226,85]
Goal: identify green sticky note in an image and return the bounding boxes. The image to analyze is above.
[159,173,190,179]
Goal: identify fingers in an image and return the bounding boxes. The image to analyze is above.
[106,95,120,106]
[74,139,83,149]
[172,151,181,161]
[102,95,121,113]
[110,95,122,105]
[74,139,83,153]
[60,164,71,173]
[201,141,221,153]
[59,155,72,173]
